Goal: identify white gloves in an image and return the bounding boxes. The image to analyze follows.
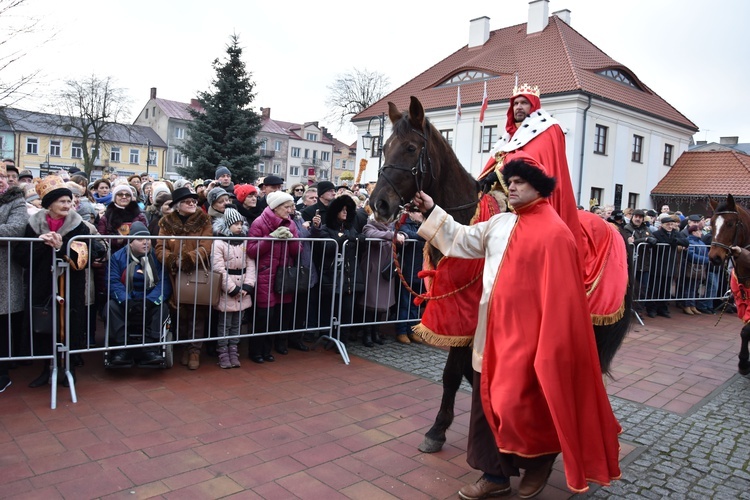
[270,227,294,239]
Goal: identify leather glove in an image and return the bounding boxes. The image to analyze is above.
[480,172,499,193]
[646,237,657,246]
[181,251,196,272]
[270,227,293,239]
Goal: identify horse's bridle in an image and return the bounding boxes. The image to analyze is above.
[711,210,750,281]
[378,126,479,215]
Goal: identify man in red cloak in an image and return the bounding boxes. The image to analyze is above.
[414,155,621,499]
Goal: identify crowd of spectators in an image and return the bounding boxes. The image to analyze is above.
[0,160,426,393]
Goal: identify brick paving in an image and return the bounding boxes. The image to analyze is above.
[0,304,749,498]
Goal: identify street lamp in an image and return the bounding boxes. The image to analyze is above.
[361,112,385,171]
[146,140,156,178]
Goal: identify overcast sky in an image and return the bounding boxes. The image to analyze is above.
[5,0,748,145]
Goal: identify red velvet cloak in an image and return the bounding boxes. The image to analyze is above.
[479,199,621,493]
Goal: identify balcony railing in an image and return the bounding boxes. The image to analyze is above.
[300,158,328,168]
[259,149,275,158]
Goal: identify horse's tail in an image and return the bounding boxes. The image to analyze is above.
[593,259,634,376]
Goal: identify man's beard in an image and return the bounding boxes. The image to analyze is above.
[514,111,528,122]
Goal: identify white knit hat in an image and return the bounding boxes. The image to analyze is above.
[267,191,294,210]
[111,182,134,200]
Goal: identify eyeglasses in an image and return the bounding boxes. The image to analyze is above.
[294,188,304,192]
[116,192,132,197]
[181,199,198,205]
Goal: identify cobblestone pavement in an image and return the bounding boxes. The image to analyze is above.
[346,336,750,499]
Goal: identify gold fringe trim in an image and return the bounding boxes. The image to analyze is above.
[590,300,626,326]
[411,323,474,347]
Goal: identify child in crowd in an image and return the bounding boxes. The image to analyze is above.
[211,208,255,368]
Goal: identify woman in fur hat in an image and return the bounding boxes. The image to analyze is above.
[155,187,213,370]
[16,175,91,388]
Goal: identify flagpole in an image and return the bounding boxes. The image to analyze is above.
[454,86,461,152]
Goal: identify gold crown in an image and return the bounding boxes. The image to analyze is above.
[35,174,67,199]
[512,83,540,98]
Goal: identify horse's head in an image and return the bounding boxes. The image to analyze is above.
[708,194,748,265]
[369,97,431,223]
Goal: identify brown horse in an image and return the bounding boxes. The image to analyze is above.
[370,96,631,453]
[708,194,750,375]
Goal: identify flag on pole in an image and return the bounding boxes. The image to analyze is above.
[479,81,488,123]
[455,86,462,124]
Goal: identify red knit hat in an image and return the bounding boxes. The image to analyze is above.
[233,183,258,204]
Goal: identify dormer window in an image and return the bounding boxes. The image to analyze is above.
[597,68,642,90]
[440,70,495,86]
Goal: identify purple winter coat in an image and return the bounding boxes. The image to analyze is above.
[247,207,300,309]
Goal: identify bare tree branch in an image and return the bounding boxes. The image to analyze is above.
[46,74,132,175]
[325,68,390,131]
[0,0,57,106]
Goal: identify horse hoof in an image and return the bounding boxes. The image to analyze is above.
[418,437,445,453]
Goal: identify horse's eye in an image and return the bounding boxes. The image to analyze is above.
[407,145,417,153]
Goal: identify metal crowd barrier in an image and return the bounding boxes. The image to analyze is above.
[632,241,730,322]
[2,231,428,408]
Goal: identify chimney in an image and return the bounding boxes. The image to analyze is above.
[552,9,571,25]
[261,107,271,119]
[527,0,550,35]
[696,140,708,145]
[150,87,157,99]
[189,99,202,110]
[719,136,739,145]
[469,16,490,48]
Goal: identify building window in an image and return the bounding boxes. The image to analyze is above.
[291,147,300,158]
[480,125,497,153]
[590,187,603,207]
[335,159,341,169]
[289,166,299,176]
[71,143,82,159]
[273,163,281,174]
[663,144,674,166]
[306,133,317,141]
[26,137,38,154]
[258,163,265,173]
[49,140,61,157]
[594,125,608,154]
[175,127,184,139]
[91,148,99,160]
[440,129,454,148]
[631,135,643,163]
[321,151,330,162]
[274,140,282,151]
[152,106,155,116]
[304,149,310,159]
[173,152,183,165]
[628,192,638,209]
[110,147,121,162]
[129,149,140,164]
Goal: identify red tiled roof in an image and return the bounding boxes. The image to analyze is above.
[355,17,697,132]
[155,98,202,120]
[652,150,750,196]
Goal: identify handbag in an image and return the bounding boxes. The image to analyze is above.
[31,301,54,335]
[274,262,311,295]
[381,260,396,281]
[175,252,222,306]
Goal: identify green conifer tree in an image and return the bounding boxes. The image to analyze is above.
[177,34,261,183]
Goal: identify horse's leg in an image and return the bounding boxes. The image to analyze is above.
[738,323,750,376]
[419,345,473,453]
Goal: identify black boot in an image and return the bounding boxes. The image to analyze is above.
[29,365,50,388]
[362,327,374,348]
[372,328,384,345]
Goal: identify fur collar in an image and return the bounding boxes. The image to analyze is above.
[212,215,249,238]
[0,186,24,205]
[491,108,559,156]
[158,209,210,235]
[28,208,83,237]
[103,201,142,233]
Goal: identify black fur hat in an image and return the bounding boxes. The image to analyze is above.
[502,158,556,198]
